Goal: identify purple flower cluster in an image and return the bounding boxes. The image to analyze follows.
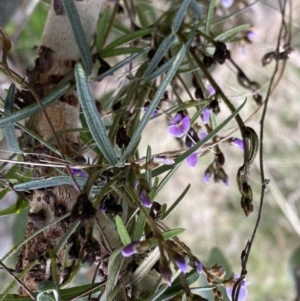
[168,112,208,168]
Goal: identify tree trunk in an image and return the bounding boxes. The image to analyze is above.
[16,0,102,294]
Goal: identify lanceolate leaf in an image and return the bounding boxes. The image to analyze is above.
[172,0,191,33]
[143,34,176,79]
[96,6,111,52]
[4,84,23,153]
[75,63,118,166]
[102,28,154,51]
[14,176,89,191]
[205,0,216,36]
[62,0,93,76]
[0,84,70,128]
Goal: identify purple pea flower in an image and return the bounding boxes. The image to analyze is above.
[226,276,250,301]
[187,153,198,168]
[231,138,244,150]
[121,241,139,257]
[207,85,216,96]
[201,108,210,125]
[140,191,152,208]
[168,112,190,138]
[175,256,188,274]
[70,168,88,178]
[196,261,203,274]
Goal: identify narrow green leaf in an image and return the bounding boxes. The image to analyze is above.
[62,0,93,76]
[172,0,191,33]
[101,47,143,58]
[96,6,111,52]
[0,200,28,216]
[14,176,88,191]
[75,63,118,166]
[115,215,131,246]
[190,0,202,20]
[105,247,123,299]
[205,0,216,36]
[129,247,160,287]
[0,84,70,128]
[162,228,185,241]
[55,220,80,253]
[120,45,186,162]
[152,99,247,177]
[103,28,154,51]
[162,184,191,219]
[214,24,250,42]
[37,281,60,301]
[145,56,176,83]
[143,34,176,79]
[94,49,147,82]
[132,212,147,241]
[145,145,152,187]
[0,284,102,301]
[4,84,23,153]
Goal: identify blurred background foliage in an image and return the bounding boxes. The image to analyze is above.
[0,0,299,300]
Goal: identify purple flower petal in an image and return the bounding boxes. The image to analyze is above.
[207,85,216,96]
[180,116,191,133]
[168,125,186,137]
[231,138,244,150]
[204,171,211,184]
[170,112,183,125]
[140,191,152,208]
[201,108,210,125]
[187,153,198,168]
[121,241,139,257]
[226,285,248,301]
[196,261,203,273]
[199,131,207,140]
[70,168,88,178]
[175,257,188,274]
[247,30,256,40]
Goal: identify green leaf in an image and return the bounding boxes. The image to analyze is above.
[120,45,186,162]
[143,34,176,79]
[62,0,93,76]
[4,84,23,153]
[190,0,202,20]
[162,228,185,241]
[103,28,154,51]
[0,84,70,128]
[14,176,89,191]
[132,211,147,241]
[172,0,191,33]
[75,62,118,166]
[205,0,216,36]
[0,284,102,301]
[105,247,123,300]
[152,99,247,177]
[37,281,60,301]
[0,200,28,216]
[96,6,110,52]
[145,56,176,83]
[115,215,131,246]
[101,47,144,58]
[214,23,251,42]
[162,184,191,219]
[94,49,147,82]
